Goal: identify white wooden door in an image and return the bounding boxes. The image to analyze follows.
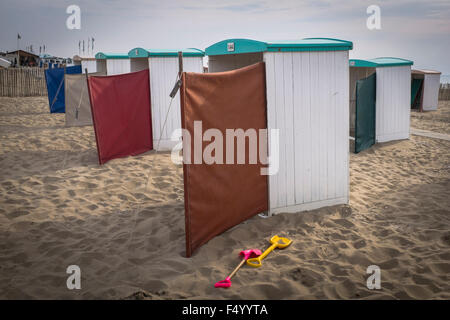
[375,66,411,142]
[264,50,350,214]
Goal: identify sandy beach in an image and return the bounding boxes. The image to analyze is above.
[411,100,450,135]
[0,96,449,300]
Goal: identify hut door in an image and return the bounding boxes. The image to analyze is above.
[411,78,423,110]
[355,73,376,153]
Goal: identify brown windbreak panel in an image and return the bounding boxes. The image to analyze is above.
[181,62,269,257]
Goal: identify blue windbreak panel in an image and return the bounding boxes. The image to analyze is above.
[45,65,82,113]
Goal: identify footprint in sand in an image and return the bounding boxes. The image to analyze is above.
[7,210,30,219]
[142,279,168,293]
[440,232,450,246]
[333,219,355,229]
[288,267,319,288]
[403,285,433,299]
[438,252,450,261]
[87,204,98,211]
[391,235,414,247]
[379,258,399,270]
[335,279,358,299]
[271,254,294,265]
[168,193,178,200]
[125,289,165,300]
[353,239,366,249]
[155,181,170,189]
[429,262,450,275]
[339,206,352,218]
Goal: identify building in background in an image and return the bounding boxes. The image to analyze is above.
[3,50,39,67]
[0,56,12,68]
[411,69,441,111]
[39,54,71,68]
[73,55,97,73]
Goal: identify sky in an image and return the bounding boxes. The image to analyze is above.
[1,0,449,73]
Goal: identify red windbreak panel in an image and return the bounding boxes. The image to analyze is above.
[181,62,269,257]
[87,69,153,164]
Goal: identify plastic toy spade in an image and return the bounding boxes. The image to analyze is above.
[246,235,292,268]
[214,249,262,288]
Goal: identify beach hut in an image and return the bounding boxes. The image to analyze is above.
[205,38,353,214]
[73,55,97,73]
[95,52,130,75]
[411,69,441,111]
[128,48,205,150]
[349,58,413,149]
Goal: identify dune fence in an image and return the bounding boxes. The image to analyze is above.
[0,67,47,97]
[439,83,450,101]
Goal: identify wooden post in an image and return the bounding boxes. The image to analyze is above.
[178,51,183,77]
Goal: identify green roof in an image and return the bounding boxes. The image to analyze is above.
[95,52,129,60]
[268,38,353,52]
[350,57,414,68]
[205,38,353,56]
[128,48,205,58]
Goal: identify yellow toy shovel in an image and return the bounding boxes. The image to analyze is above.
[246,235,292,268]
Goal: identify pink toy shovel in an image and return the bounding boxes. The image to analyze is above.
[214,249,262,288]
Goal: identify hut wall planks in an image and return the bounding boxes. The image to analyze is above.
[375,66,411,142]
[263,50,349,214]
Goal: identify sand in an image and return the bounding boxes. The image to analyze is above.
[0,97,449,300]
[410,100,450,134]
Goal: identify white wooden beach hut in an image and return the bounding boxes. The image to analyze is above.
[205,38,353,214]
[128,48,205,151]
[95,52,130,76]
[349,58,413,144]
[73,55,97,73]
[411,69,441,111]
